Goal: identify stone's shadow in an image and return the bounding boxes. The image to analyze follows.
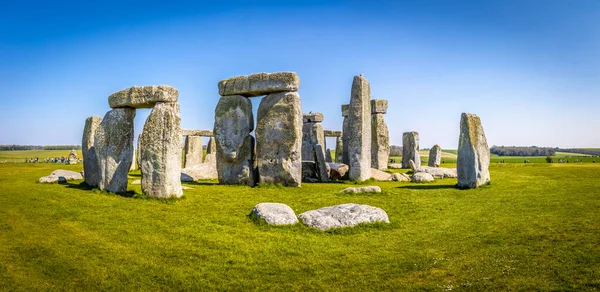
[63,181,138,198]
[397,184,457,190]
[183,180,219,186]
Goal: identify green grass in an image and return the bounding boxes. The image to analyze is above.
[0,162,599,290]
[0,150,83,163]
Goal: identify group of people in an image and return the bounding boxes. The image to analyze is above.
[25,157,75,163]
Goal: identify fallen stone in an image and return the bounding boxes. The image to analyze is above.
[348,75,372,181]
[298,203,389,231]
[412,172,435,183]
[402,132,420,169]
[181,163,218,181]
[371,168,392,181]
[256,91,302,186]
[428,144,441,167]
[457,113,491,188]
[218,72,300,97]
[39,170,83,183]
[251,203,299,226]
[391,173,411,182]
[388,164,403,169]
[82,116,102,187]
[108,85,178,108]
[328,163,349,180]
[341,186,381,194]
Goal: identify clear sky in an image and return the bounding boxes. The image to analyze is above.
[1,0,598,149]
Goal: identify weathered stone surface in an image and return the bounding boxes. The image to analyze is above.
[371,168,392,181]
[39,170,83,183]
[303,112,323,123]
[108,85,178,108]
[136,134,142,170]
[82,116,102,187]
[348,75,372,181]
[328,163,348,180]
[457,113,491,188]
[388,164,403,169]
[214,95,256,186]
[181,163,218,181]
[184,136,203,168]
[314,144,329,183]
[391,173,411,182]
[323,130,342,137]
[251,203,299,226]
[218,72,300,97]
[95,108,136,193]
[341,104,349,117]
[335,136,344,163]
[301,118,325,162]
[140,102,183,198]
[325,149,333,163]
[302,161,317,182]
[206,137,216,154]
[183,129,213,137]
[256,91,302,186]
[371,113,389,170]
[370,99,388,114]
[410,159,458,179]
[412,172,435,183]
[298,203,389,231]
[402,132,420,169]
[341,186,381,194]
[428,145,442,167]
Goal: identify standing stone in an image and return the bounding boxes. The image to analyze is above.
[402,132,420,169]
[136,134,142,170]
[335,136,344,163]
[256,91,302,186]
[94,108,136,193]
[130,150,136,172]
[184,135,204,168]
[325,149,333,163]
[314,144,329,182]
[214,95,255,186]
[140,102,183,198]
[341,104,349,165]
[204,136,217,164]
[428,144,442,167]
[301,113,325,162]
[457,113,491,188]
[371,99,389,170]
[82,116,102,187]
[347,74,371,181]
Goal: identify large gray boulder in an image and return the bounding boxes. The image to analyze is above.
[457,113,491,188]
[214,95,256,186]
[181,163,218,181]
[108,85,178,108]
[371,168,393,181]
[95,108,136,193]
[341,186,381,194]
[371,100,389,170]
[328,163,348,180]
[251,203,299,226]
[140,102,183,198]
[298,203,390,231]
[184,135,203,168]
[39,169,84,183]
[428,144,441,167]
[391,173,411,182]
[409,159,457,178]
[218,72,300,97]
[412,172,435,183]
[347,75,372,181]
[82,116,102,187]
[301,113,325,162]
[256,91,302,186]
[402,132,420,169]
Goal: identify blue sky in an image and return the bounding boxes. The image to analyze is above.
[1,0,598,148]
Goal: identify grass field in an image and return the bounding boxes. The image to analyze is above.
[0,160,599,290]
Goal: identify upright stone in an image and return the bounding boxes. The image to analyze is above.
[94,108,136,193]
[214,95,255,186]
[301,113,325,162]
[204,137,217,165]
[140,102,183,198]
[347,75,371,181]
[457,113,491,188]
[341,104,350,164]
[371,99,389,170]
[82,116,102,187]
[325,149,333,163]
[256,91,302,186]
[402,132,420,169]
[136,133,142,170]
[428,144,442,167]
[184,136,203,168]
[314,144,329,182]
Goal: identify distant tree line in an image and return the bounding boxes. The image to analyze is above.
[490,146,555,156]
[390,145,402,156]
[0,145,82,151]
[555,148,600,156]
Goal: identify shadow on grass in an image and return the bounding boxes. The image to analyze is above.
[64,181,182,203]
[183,180,219,186]
[397,184,457,190]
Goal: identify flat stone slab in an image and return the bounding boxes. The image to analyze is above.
[371,168,392,181]
[181,163,218,181]
[391,173,411,181]
[412,172,435,183]
[108,85,178,108]
[328,163,348,180]
[251,203,299,225]
[183,129,213,137]
[416,167,457,178]
[341,186,381,194]
[371,99,388,114]
[218,72,300,97]
[303,113,323,123]
[299,203,390,231]
[323,130,342,137]
[39,170,83,183]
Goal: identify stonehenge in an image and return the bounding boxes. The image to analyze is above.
[302,113,325,162]
[183,129,214,168]
[457,113,491,189]
[370,99,389,170]
[215,72,302,187]
[323,130,342,163]
[347,74,372,181]
[402,132,420,169]
[83,85,183,197]
[428,144,441,167]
